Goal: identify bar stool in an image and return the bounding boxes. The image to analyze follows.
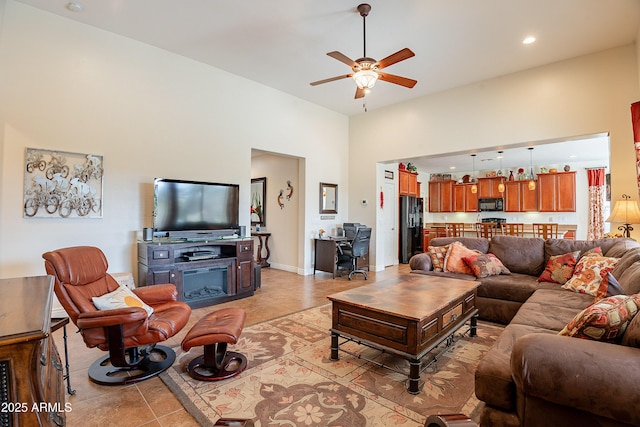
[445,223,464,237]
[501,223,524,236]
[532,223,559,239]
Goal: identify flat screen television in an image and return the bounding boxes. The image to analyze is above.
[153,178,240,233]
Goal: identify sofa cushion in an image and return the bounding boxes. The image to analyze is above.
[604,237,640,258]
[489,235,545,276]
[559,294,640,341]
[427,245,449,271]
[611,247,640,279]
[544,238,629,262]
[537,251,580,284]
[409,252,432,271]
[510,289,592,331]
[621,310,640,348]
[478,273,540,303]
[429,237,489,253]
[617,261,640,295]
[475,323,556,411]
[444,241,480,275]
[562,255,619,300]
[463,253,510,278]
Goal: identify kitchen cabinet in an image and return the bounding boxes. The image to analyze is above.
[454,183,478,212]
[428,180,454,212]
[399,169,419,196]
[504,181,538,212]
[537,171,576,212]
[477,177,505,198]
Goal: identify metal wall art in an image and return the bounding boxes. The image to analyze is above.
[24,148,103,218]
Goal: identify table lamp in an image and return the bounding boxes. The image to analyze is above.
[606,194,640,237]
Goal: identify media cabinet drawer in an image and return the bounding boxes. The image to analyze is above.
[153,250,170,260]
[238,243,252,253]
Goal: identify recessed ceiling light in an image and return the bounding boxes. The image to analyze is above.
[449,166,456,170]
[523,36,536,45]
[66,2,84,12]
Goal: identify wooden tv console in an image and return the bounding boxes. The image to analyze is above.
[138,238,255,309]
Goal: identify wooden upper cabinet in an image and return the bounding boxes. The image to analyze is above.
[537,171,576,212]
[454,183,478,212]
[399,169,419,197]
[477,177,505,198]
[428,180,454,212]
[504,181,538,212]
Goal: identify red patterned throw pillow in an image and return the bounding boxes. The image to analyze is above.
[538,251,580,284]
[427,245,450,272]
[559,294,640,341]
[562,255,620,301]
[463,253,511,278]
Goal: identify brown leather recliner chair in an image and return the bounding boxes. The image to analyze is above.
[43,246,191,385]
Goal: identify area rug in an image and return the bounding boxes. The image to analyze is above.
[160,304,503,427]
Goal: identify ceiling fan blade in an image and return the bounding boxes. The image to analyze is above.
[354,87,366,99]
[327,51,358,68]
[378,72,418,88]
[310,74,352,86]
[375,48,415,70]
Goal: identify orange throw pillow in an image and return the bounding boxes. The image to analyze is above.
[444,241,481,275]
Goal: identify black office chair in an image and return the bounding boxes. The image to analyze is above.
[342,222,361,240]
[337,227,371,280]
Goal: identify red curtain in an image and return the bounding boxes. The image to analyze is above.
[587,168,605,240]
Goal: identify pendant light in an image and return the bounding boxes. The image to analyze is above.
[528,147,536,190]
[497,151,505,193]
[470,154,477,194]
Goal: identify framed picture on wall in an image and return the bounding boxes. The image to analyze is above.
[251,177,266,226]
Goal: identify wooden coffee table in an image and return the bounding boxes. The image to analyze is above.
[327,274,480,394]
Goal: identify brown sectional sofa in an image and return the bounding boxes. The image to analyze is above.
[409,235,640,427]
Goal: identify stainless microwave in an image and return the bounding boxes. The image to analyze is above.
[478,198,504,212]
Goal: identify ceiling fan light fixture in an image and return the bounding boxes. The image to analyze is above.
[353,69,378,89]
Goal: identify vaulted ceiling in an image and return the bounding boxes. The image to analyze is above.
[14,0,640,116]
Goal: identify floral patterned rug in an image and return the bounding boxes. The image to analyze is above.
[160,304,503,427]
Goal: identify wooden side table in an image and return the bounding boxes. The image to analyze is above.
[251,232,271,268]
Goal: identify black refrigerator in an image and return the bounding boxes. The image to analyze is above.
[399,196,424,263]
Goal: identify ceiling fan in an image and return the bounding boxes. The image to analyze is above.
[310,3,417,99]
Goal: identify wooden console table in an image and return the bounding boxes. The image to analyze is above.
[252,232,271,268]
[0,276,67,427]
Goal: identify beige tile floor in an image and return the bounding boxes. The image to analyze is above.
[53,264,409,426]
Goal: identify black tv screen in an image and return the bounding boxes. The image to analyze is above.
[153,178,239,232]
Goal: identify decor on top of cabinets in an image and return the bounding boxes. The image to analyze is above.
[251,177,266,226]
[24,148,103,218]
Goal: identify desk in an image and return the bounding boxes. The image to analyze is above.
[252,232,271,268]
[314,237,369,278]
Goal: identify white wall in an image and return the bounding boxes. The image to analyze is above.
[251,152,300,272]
[0,1,348,281]
[351,45,640,268]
